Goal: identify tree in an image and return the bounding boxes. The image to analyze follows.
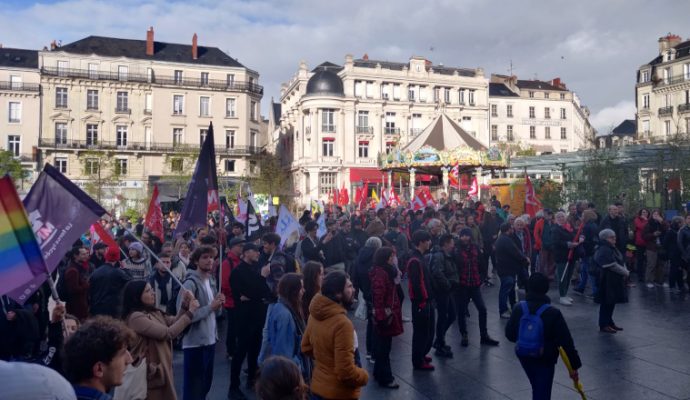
[0,150,29,184]
[77,150,123,204]
[244,152,291,205]
[163,150,199,199]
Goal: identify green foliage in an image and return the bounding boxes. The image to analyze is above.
[515,147,537,157]
[122,208,140,225]
[244,152,292,206]
[164,151,199,199]
[78,150,122,204]
[533,178,564,210]
[0,150,29,182]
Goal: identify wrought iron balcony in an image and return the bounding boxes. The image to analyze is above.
[0,81,40,92]
[38,138,262,155]
[384,127,401,135]
[115,107,131,114]
[42,66,264,95]
[356,126,373,134]
[678,103,690,114]
[655,74,690,87]
[658,106,674,117]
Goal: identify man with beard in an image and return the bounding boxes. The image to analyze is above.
[302,270,368,399]
[89,242,108,269]
[228,243,271,400]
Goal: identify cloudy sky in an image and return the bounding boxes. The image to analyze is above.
[1,0,687,132]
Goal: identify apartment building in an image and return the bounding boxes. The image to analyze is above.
[277,55,489,206]
[37,28,263,207]
[488,75,594,154]
[0,47,40,180]
[636,33,690,142]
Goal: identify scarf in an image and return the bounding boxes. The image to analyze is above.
[151,271,172,309]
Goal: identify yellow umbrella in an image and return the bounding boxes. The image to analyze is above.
[559,347,586,400]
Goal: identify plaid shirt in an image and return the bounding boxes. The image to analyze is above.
[457,243,481,287]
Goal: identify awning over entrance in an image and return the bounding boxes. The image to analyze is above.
[349,167,385,183]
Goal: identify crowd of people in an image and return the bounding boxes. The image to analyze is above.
[1,194,689,400]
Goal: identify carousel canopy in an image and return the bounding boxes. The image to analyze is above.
[403,113,486,153]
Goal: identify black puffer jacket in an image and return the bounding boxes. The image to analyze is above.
[494,233,529,277]
[354,245,377,298]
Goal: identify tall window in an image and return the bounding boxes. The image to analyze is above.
[491,125,498,141]
[144,93,152,113]
[85,159,99,175]
[250,101,257,121]
[116,125,128,147]
[529,106,535,119]
[490,104,498,117]
[116,92,128,112]
[385,141,395,154]
[684,63,690,80]
[8,102,21,123]
[88,63,98,79]
[200,72,209,86]
[225,98,236,117]
[642,94,650,109]
[545,126,551,139]
[117,65,128,81]
[86,124,98,145]
[544,92,550,99]
[507,104,513,118]
[199,96,210,117]
[319,172,336,196]
[224,160,235,172]
[115,159,128,175]
[560,108,566,119]
[358,141,369,158]
[408,85,416,101]
[55,158,67,173]
[174,70,183,84]
[7,135,20,156]
[458,89,465,104]
[507,125,514,141]
[468,90,475,105]
[173,95,184,115]
[226,130,235,149]
[56,87,68,108]
[444,88,451,103]
[385,112,396,134]
[322,138,334,156]
[250,130,258,149]
[321,109,335,132]
[55,122,67,145]
[528,91,535,98]
[87,90,99,110]
[544,107,550,119]
[663,68,670,84]
[357,111,369,131]
[665,120,671,135]
[530,126,536,139]
[226,74,235,86]
[560,127,567,139]
[200,129,209,146]
[560,93,566,100]
[173,128,183,146]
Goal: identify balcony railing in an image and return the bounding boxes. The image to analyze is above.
[410,128,423,136]
[0,81,40,92]
[678,103,690,114]
[38,138,262,155]
[384,127,401,135]
[655,74,690,87]
[356,126,373,134]
[115,107,131,114]
[658,106,674,116]
[42,66,264,95]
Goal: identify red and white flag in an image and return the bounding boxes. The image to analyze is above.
[467,177,479,198]
[90,221,118,250]
[524,175,542,217]
[144,184,164,242]
[448,165,460,188]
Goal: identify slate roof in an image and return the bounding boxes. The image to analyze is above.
[516,79,566,91]
[611,119,637,136]
[56,36,245,68]
[647,40,690,66]
[353,59,476,77]
[489,83,519,97]
[311,61,343,72]
[0,48,38,69]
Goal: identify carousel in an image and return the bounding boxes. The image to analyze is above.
[379,113,510,200]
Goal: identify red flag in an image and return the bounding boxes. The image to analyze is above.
[91,222,118,250]
[467,177,479,198]
[354,185,362,204]
[448,165,460,188]
[145,184,164,241]
[524,175,542,217]
[340,185,349,206]
[334,187,341,206]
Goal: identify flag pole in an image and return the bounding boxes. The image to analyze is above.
[125,229,184,288]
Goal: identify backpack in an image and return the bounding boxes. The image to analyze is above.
[515,301,550,358]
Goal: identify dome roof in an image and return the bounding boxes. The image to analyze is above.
[306,67,344,96]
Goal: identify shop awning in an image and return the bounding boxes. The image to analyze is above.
[349,168,385,183]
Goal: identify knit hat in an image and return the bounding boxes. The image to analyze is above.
[104,246,121,262]
[459,228,473,237]
[128,242,144,255]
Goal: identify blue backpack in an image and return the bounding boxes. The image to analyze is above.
[515,301,550,358]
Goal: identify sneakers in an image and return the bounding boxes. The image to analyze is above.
[611,324,624,331]
[380,380,400,389]
[646,283,655,288]
[424,355,432,363]
[500,311,511,319]
[559,297,573,306]
[599,326,617,334]
[402,315,411,322]
[480,336,499,346]
[461,334,469,347]
[228,387,247,400]
[414,362,435,371]
[662,283,670,288]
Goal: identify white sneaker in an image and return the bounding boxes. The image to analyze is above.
[559,297,573,306]
[402,315,411,322]
[567,297,574,302]
[500,311,511,319]
[646,283,655,288]
[662,283,669,288]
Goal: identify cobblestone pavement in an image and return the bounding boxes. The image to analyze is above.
[174,281,690,399]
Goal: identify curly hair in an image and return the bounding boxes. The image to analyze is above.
[63,316,135,384]
[255,356,307,400]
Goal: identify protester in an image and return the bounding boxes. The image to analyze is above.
[89,246,131,318]
[64,246,92,321]
[123,242,153,280]
[495,223,529,317]
[301,261,324,320]
[642,209,666,288]
[221,237,244,359]
[63,316,135,400]
[123,280,199,400]
[176,245,225,400]
[369,247,403,388]
[354,236,381,361]
[302,270,368,399]
[594,229,629,334]
[149,253,181,314]
[633,208,649,282]
[300,221,324,263]
[407,230,436,371]
[90,242,108,268]
[552,211,583,306]
[664,216,686,293]
[505,273,581,400]
[255,356,308,400]
[429,233,457,357]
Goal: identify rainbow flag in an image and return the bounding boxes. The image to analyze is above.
[0,176,46,297]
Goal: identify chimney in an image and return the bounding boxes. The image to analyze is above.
[50,40,57,50]
[146,27,154,56]
[192,33,198,60]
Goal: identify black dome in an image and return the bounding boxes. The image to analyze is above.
[306,68,344,96]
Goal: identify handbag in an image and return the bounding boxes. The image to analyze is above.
[113,357,147,400]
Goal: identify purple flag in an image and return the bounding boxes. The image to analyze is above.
[175,122,218,237]
[7,164,106,303]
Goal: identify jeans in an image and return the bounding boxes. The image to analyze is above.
[555,262,573,297]
[434,292,456,347]
[411,301,435,368]
[498,275,516,314]
[373,332,393,385]
[599,302,616,328]
[455,286,488,337]
[519,357,556,400]
[365,300,375,357]
[183,344,216,400]
[576,256,593,293]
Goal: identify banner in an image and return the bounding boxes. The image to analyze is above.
[90,222,118,251]
[7,164,106,303]
[316,212,327,238]
[275,205,300,248]
[245,199,262,240]
[525,175,542,217]
[144,184,164,242]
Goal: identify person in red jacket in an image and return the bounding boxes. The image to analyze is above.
[64,246,91,321]
[222,237,244,359]
[369,246,403,389]
[633,208,649,282]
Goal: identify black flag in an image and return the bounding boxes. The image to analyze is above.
[245,199,262,240]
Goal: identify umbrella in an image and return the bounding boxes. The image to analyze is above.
[559,346,586,400]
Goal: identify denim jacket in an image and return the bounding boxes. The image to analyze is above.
[258,300,303,369]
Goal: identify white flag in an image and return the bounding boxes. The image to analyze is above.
[275,205,300,248]
[316,212,327,239]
